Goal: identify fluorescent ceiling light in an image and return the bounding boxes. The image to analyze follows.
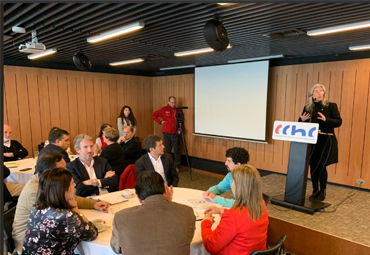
[87,21,145,43]
[349,44,370,51]
[175,45,231,57]
[307,20,370,36]
[217,3,229,5]
[28,48,57,59]
[228,54,284,63]
[109,58,144,66]
[160,65,196,71]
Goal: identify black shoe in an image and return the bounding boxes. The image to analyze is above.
[309,190,320,200]
[316,189,326,201]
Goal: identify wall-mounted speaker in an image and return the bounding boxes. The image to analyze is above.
[203,19,229,51]
[73,52,92,71]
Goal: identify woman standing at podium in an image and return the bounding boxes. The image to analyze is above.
[299,84,342,201]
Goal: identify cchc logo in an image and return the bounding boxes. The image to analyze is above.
[274,124,317,137]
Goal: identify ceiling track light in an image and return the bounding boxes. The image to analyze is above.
[175,45,231,57]
[109,58,144,66]
[28,48,57,59]
[349,44,370,51]
[307,20,370,36]
[160,65,196,71]
[87,21,145,43]
[227,54,284,64]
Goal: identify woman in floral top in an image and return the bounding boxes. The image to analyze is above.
[22,168,98,254]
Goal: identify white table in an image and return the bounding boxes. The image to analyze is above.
[76,187,221,255]
[5,158,36,184]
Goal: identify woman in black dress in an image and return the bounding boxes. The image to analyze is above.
[299,84,342,201]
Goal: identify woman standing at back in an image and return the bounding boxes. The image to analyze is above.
[201,164,269,255]
[117,105,137,140]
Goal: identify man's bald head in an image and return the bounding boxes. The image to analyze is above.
[4,124,12,142]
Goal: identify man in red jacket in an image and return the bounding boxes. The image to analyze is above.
[152,96,181,170]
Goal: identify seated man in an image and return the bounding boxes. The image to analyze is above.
[3,124,28,162]
[39,127,71,163]
[12,152,110,254]
[119,126,142,165]
[66,134,119,197]
[136,134,179,187]
[111,171,195,255]
[203,147,250,208]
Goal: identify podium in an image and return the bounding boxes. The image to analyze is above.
[271,121,331,215]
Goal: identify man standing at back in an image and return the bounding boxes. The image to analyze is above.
[152,96,181,170]
[111,171,195,255]
[39,128,71,163]
[203,147,250,208]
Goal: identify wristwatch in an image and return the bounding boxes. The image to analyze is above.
[92,179,99,187]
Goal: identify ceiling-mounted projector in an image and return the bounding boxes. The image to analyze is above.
[19,30,46,54]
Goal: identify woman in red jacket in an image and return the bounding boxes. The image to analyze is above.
[201,164,269,255]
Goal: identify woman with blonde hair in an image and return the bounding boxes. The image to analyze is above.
[201,164,269,255]
[299,83,342,201]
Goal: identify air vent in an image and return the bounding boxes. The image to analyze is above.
[266,29,307,40]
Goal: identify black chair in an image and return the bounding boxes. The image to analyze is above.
[250,235,289,255]
[3,205,16,254]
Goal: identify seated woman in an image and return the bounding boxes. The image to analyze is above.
[94,123,112,154]
[201,164,269,255]
[99,127,127,177]
[22,168,98,255]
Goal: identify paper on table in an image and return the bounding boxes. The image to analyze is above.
[185,198,219,210]
[94,192,128,205]
[4,162,18,168]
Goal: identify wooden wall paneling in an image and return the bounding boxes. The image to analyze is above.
[108,77,118,129]
[92,74,103,139]
[115,75,125,135]
[4,66,21,141]
[47,69,61,129]
[75,74,87,135]
[39,69,52,141]
[335,62,356,186]
[360,67,370,189]
[57,71,70,133]
[84,73,96,138]
[100,74,110,129]
[67,74,79,146]
[141,77,153,141]
[347,63,369,186]
[14,67,33,157]
[4,78,8,125]
[27,68,43,153]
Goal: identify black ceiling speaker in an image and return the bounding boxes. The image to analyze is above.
[203,18,229,51]
[73,52,92,71]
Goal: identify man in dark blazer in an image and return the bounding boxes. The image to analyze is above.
[66,134,119,197]
[119,126,142,165]
[39,128,71,164]
[136,134,179,187]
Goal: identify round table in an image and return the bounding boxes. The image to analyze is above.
[76,187,221,255]
[5,158,36,184]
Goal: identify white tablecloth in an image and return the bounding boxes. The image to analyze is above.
[5,158,36,184]
[76,187,220,255]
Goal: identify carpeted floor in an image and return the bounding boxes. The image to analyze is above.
[178,170,370,253]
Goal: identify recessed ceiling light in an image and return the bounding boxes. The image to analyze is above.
[307,20,370,36]
[175,45,231,57]
[109,58,144,66]
[349,44,370,51]
[28,48,57,59]
[87,21,145,43]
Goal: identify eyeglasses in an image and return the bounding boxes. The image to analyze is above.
[313,90,324,94]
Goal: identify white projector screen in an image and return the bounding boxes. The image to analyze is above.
[194,61,269,142]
